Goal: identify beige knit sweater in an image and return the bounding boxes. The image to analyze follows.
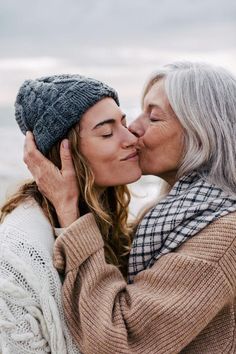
[53,212,236,354]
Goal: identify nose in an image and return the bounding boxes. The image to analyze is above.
[121,125,138,148]
[128,114,147,138]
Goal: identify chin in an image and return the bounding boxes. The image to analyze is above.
[127,172,142,184]
[118,171,142,185]
[95,171,142,188]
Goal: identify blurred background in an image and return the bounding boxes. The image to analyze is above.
[0,0,236,215]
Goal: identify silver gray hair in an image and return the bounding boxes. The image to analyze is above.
[143,61,236,196]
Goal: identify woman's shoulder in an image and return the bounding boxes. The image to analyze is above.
[177,211,236,263]
[0,199,60,301]
[0,198,55,256]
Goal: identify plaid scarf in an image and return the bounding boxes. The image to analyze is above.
[128,172,236,283]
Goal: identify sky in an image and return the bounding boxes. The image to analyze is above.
[1,0,235,54]
[0,0,235,113]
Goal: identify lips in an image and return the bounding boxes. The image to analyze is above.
[121,151,139,161]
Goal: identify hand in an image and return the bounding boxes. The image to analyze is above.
[24,131,79,227]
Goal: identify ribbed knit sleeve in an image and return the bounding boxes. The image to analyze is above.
[53,213,104,273]
[53,213,236,354]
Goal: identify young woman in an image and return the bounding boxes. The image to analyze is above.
[0,74,141,353]
[25,62,236,354]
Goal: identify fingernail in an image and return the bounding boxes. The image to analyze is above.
[62,139,69,149]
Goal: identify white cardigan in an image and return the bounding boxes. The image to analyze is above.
[0,200,81,354]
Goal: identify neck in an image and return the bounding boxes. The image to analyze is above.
[159,171,178,187]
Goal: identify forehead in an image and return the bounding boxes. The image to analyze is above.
[80,97,123,130]
[143,79,169,111]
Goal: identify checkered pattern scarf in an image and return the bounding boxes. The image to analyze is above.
[128,172,236,283]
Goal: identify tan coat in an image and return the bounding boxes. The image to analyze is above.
[53,212,236,354]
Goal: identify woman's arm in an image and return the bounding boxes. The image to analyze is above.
[54,213,235,354]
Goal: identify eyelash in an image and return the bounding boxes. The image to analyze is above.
[150,117,159,122]
[101,123,128,138]
[102,133,113,138]
[102,123,128,139]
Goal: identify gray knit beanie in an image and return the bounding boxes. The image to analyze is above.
[15,74,119,154]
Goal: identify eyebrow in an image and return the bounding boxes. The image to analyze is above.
[92,114,126,130]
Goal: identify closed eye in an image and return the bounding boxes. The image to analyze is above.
[102,133,113,138]
[150,116,160,122]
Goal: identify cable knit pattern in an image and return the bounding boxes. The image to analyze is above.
[0,200,81,354]
[15,74,119,154]
[53,212,236,354]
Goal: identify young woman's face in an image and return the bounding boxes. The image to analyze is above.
[78,98,142,187]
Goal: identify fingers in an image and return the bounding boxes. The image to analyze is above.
[24,131,43,166]
[60,139,75,175]
[23,131,54,179]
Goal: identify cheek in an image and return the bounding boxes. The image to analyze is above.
[86,155,118,180]
[89,153,118,172]
[81,141,120,180]
[79,138,141,187]
[88,153,122,187]
[83,144,141,186]
[143,124,183,152]
[80,139,118,164]
[142,127,161,151]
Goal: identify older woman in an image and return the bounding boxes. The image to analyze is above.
[24,62,236,353]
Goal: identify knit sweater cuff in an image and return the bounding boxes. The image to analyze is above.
[53,213,104,273]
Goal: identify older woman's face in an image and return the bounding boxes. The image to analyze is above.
[78,98,142,187]
[129,79,184,185]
